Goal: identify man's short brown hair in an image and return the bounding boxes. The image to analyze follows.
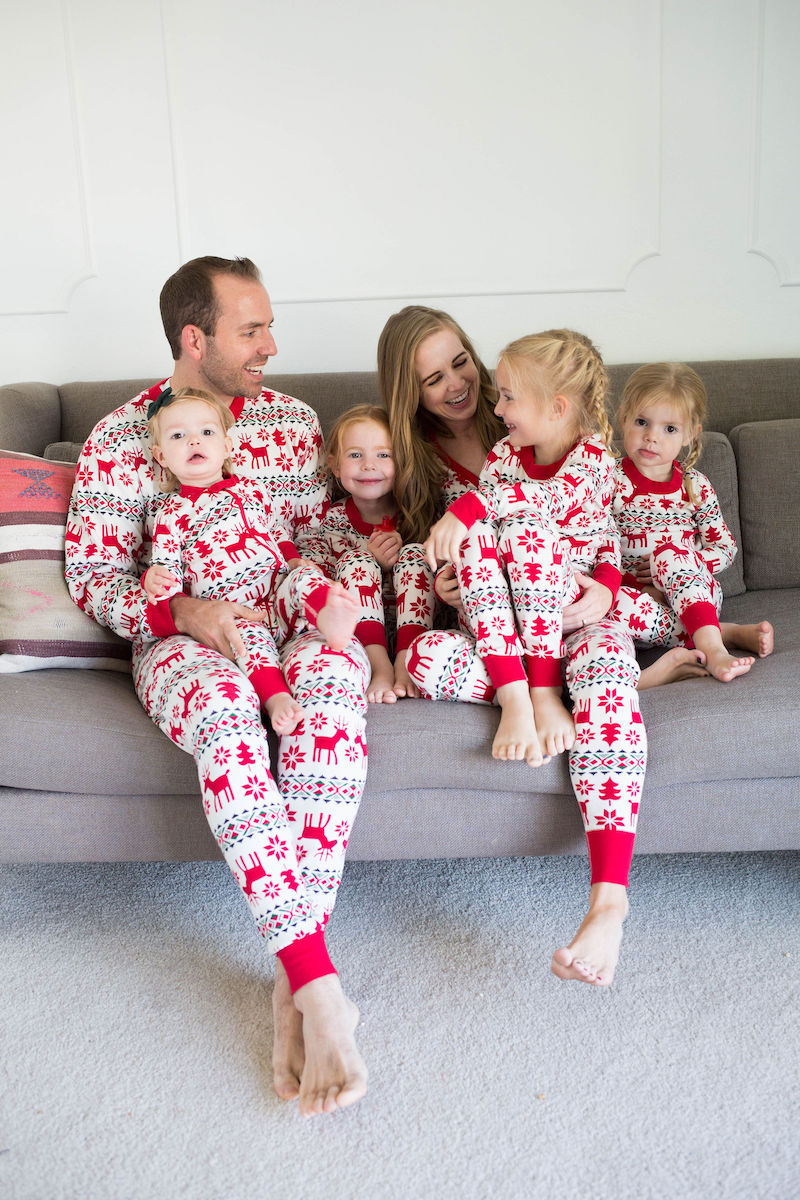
[159,256,262,359]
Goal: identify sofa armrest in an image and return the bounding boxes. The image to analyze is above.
[0,383,62,455]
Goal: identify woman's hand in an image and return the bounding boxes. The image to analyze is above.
[424,513,468,570]
[434,563,463,611]
[562,572,613,634]
[367,528,402,569]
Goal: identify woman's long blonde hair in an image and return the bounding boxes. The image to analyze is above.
[377,306,504,543]
[497,329,614,451]
[618,362,706,500]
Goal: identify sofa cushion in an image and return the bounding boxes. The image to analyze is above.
[0,449,131,672]
[729,419,800,590]
[44,442,83,464]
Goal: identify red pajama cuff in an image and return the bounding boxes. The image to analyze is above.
[591,564,622,601]
[395,623,427,653]
[303,582,331,624]
[146,596,179,638]
[249,665,290,703]
[448,490,488,531]
[483,653,527,688]
[525,655,564,688]
[680,601,720,638]
[355,619,387,649]
[586,829,635,888]
[276,931,338,994]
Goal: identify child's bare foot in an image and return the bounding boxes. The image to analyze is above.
[265,691,304,735]
[293,974,368,1117]
[551,882,629,987]
[392,648,422,699]
[530,686,575,757]
[315,583,360,651]
[272,960,305,1101]
[365,644,397,703]
[493,681,545,767]
[721,620,774,659]
[637,647,708,690]
[693,626,754,682]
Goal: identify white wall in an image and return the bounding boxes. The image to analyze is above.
[1,0,798,384]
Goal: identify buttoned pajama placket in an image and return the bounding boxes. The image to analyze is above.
[132,606,369,992]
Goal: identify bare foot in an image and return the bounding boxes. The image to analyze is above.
[693,626,754,682]
[315,583,360,651]
[293,974,368,1117]
[637,646,708,690]
[272,960,305,1101]
[365,644,397,703]
[392,648,422,699]
[265,691,304,735]
[721,620,774,659]
[530,686,575,757]
[492,680,545,767]
[551,882,629,987]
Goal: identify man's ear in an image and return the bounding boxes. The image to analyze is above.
[180,324,204,362]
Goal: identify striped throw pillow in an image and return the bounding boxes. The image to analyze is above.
[0,449,131,672]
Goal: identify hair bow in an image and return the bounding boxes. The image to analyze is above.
[147,386,174,420]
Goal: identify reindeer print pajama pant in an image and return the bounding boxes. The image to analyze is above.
[613,546,723,647]
[132,627,370,959]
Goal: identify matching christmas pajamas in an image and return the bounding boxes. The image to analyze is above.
[611,457,737,645]
[66,380,369,990]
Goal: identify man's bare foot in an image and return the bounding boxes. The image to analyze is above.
[293,974,368,1117]
[365,644,397,703]
[551,882,629,987]
[637,646,708,690]
[315,583,360,651]
[272,960,305,1101]
[265,691,304,735]
[392,648,422,699]
[493,680,545,767]
[530,686,575,757]
[721,620,774,659]
[693,626,754,682]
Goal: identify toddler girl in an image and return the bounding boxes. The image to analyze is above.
[143,387,360,732]
[317,405,436,702]
[612,363,773,680]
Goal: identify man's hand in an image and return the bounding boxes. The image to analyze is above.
[434,563,463,612]
[367,528,402,570]
[424,513,468,570]
[562,571,613,634]
[169,593,266,660]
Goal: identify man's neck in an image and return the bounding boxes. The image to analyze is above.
[168,363,236,410]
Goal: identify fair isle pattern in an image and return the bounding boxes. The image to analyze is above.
[66,381,328,643]
[611,459,735,645]
[71,379,367,959]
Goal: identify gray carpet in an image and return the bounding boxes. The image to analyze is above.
[1,852,798,1200]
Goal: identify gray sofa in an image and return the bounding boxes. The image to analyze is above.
[1,360,799,864]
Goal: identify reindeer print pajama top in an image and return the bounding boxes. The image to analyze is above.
[611,457,737,646]
[66,379,370,991]
[407,435,646,888]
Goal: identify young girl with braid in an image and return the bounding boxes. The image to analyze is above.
[612,362,774,678]
[417,329,646,987]
[315,405,437,702]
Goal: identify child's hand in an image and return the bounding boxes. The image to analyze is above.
[424,513,468,570]
[434,563,464,612]
[143,565,181,603]
[367,529,402,569]
[286,556,320,572]
[562,571,613,633]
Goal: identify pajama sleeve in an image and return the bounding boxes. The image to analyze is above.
[687,469,738,575]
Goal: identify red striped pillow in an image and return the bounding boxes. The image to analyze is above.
[0,449,131,672]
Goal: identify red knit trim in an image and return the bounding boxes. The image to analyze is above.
[586,829,635,887]
[448,490,487,531]
[249,666,290,707]
[344,496,397,536]
[591,563,622,601]
[395,623,427,653]
[680,601,720,638]
[621,457,683,496]
[146,597,179,638]
[276,931,337,994]
[525,655,563,688]
[356,618,387,648]
[483,653,527,688]
[303,582,331,624]
[432,438,480,487]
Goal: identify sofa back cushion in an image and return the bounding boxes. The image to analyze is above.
[730,419,800,590]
